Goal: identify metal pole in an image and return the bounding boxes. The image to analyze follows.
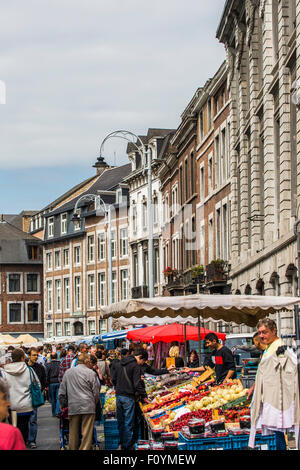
[107,206,113,332]
[147,146,154,298]
[198,315,202,366]
[184,324,187,367]
[294,220,300,396]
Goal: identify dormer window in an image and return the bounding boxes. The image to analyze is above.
[135,152,142,170]
[48,217,54,238]
[116,189,122,204]
[28,245,39,260]
[61,213,67,235]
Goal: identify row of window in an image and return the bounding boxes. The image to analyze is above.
[0,301,41,324]
[46,318,107,338]
[46,230,128,271]
[46,270,129,313]
[162,199,230,269]
[0,273,41,294]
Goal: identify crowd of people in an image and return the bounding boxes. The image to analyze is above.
[0,316,297,451]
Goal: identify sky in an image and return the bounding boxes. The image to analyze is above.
[0,0,226,213]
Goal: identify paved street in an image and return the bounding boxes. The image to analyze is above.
[34,402,104,450]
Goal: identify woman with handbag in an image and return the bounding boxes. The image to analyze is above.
[1,348,41,446]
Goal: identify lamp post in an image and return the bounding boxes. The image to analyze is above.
[72,193,113,333]
[98,130,154,298]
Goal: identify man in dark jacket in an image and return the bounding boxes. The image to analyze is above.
[112,348,149,450]
[26,347,46,449]
[45,353,61,417]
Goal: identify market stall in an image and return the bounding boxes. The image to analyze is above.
[100,294,300,450]
[102,370,277,450]
[127,322,226,368]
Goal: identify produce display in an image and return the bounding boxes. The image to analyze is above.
[102,369,256,450]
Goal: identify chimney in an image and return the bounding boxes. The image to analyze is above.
[93,155,110,176]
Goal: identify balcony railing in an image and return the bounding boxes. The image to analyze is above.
[206,261,228,283]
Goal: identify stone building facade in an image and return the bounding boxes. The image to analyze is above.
[125,129,175,298]
[217,0,298,335]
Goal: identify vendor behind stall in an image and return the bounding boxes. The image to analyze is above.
[182,333,236,383]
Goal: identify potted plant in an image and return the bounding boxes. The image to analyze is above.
[191,265,204,279]
[206,259,225,281]
[163,267,177,277]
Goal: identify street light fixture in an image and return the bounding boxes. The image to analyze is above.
[99,130,154,298]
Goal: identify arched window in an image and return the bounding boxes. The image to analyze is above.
[245,285,252,295]
[256,278,265,295]
[74,321,84,336]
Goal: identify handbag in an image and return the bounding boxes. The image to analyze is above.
[28,366,44,408]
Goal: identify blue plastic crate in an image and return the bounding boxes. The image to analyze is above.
[178,432,232,450]
[104,419,118,433]
[255,434,277,450]
[231,433,277,450]
[105,435,119,450]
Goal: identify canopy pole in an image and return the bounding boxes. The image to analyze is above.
[184,324,187,366]
[198,315,201,366]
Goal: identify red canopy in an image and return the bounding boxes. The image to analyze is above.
[126,323,226,344]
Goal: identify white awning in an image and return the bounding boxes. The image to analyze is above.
[99,294,300,327]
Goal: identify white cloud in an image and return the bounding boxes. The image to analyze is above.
[0,0,226,170]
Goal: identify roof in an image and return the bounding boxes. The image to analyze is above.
[45,163,131,217]
[0,221,42,264]
[41,174,98,212]
[126,129,175,154]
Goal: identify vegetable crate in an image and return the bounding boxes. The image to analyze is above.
[178,432,232,450]
[104,419,119,450]
[230,433,277,450]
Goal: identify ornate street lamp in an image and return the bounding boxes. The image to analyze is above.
[98,130,154,298]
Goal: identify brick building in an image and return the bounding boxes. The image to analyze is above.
[0,218,43,338]
[30,162,131,339]
[157,62,232,308]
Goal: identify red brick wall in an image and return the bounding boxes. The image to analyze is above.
[0,264,44,334]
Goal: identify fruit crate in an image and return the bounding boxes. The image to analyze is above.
[231,433,277,450]
[178,432,232,450]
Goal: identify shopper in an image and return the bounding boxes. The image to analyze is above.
[112,348,149,451]
[71,343,89,367]
[0,378,26,450]
[248,318,294,450]
[182,333,236,383]
[162,345,184,369]
[58,345,76,383]
[36,347,47,368]
[187,350,200,368]
[58,353,100,450]
[95,350,111,386]
[25,347,46,449]
[1,348,40,445]
[45,353,61,417]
